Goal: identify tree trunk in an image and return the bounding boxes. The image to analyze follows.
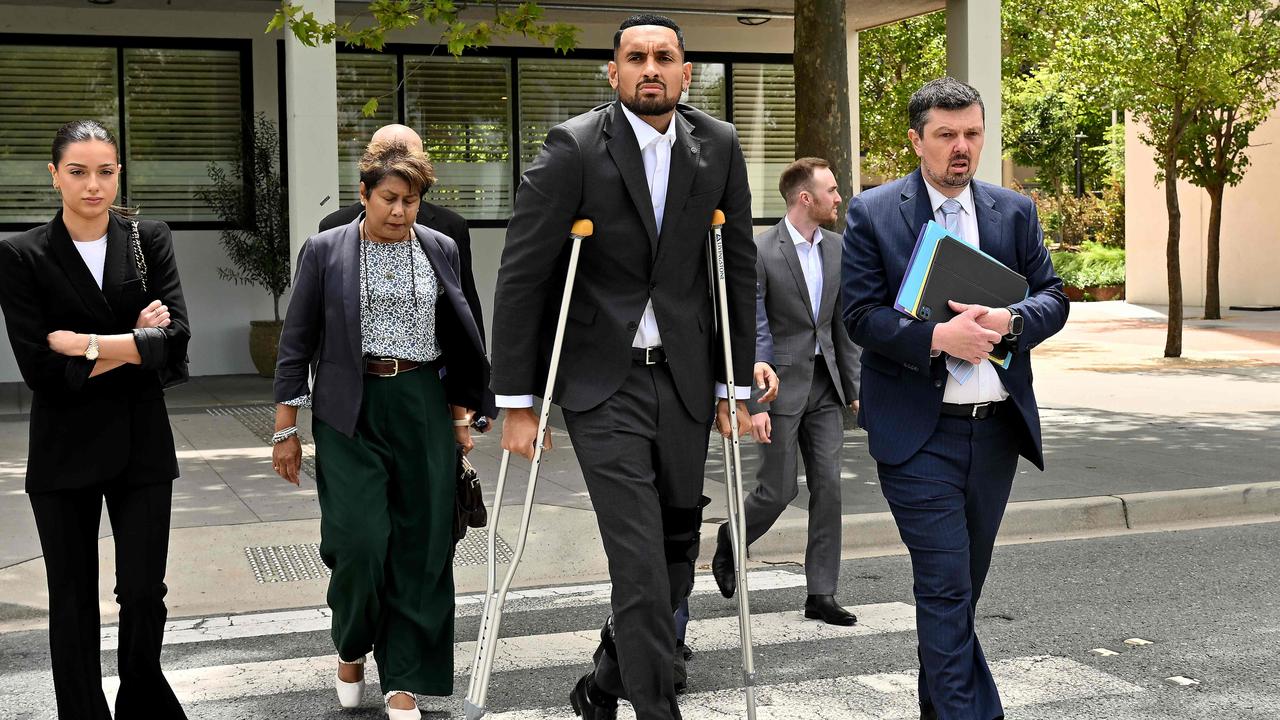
[794,0,853,231]
[1163,145,1183,358]
[1204,184,1223,320]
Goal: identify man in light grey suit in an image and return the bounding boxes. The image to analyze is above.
[711,157,862,625]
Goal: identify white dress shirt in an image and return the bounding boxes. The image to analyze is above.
[496,105,746,408]
[922,181,1010,404]
[783,216,824,356]
[72,234,109,289]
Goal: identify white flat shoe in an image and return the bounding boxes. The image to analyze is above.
[335,655,366,708]
[384,690,422,720]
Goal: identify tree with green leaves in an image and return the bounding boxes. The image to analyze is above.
[1077,0,1272,357]
[857,11,946,181]
[1174,3,1280,320]
[795,0,854,230]
[269,1,578,115]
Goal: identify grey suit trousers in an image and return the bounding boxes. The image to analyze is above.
[562,362,711,720]
[744,359,845,595]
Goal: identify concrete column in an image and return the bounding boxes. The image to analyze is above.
[846,25,861,194]
[946,0,1002,186]
[284,0,340,268]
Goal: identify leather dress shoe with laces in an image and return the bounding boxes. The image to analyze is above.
[803,594,858,626]
[711,523,736,599]
[569,672,617,719]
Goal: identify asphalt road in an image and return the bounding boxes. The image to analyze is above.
[1,520,1276,719]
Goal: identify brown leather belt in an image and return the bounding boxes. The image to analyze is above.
[364,357,422,377]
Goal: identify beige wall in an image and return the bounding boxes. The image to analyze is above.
[1125,109,1280,308]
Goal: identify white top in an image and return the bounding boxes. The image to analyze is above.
[783,216,824,356]
[497,104,744,409]
[72,234,109,289]
[922,181,1010,404]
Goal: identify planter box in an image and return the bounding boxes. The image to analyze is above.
[1063,284,1124,302]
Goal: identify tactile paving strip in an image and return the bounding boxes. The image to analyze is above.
[245,533,513,582]
[207,404,316,478]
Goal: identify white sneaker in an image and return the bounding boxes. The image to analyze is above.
[335,655,366,708]
[384,690,422,720]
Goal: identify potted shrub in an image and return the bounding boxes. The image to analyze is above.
[198,113,290,377]
[1050,241,1126,301]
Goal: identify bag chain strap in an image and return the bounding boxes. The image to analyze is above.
[130,220,149,293]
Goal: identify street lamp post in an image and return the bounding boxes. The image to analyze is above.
[1074,132,1087,198]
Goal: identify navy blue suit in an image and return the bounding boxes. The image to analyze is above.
[841,169,1068,719]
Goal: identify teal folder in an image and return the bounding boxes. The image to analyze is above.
[894,220,1028,369]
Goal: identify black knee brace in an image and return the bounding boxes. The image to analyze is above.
[662,495,712,566]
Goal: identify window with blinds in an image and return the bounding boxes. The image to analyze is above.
[0,46,119,224]
[124,48,244,222]
[732,63,795,218]
[0,42,246,227]
[404,56,512,221]
[336,54,398,207]
[518,59,726,166]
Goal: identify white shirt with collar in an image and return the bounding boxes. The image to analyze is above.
[496,104,745,409]
[782,215,824,356]
[921,180,1010,404]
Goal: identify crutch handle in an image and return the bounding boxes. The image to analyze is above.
[570,218,594,238]
[711,209,725,227]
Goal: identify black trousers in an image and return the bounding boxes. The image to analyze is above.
[29,481,186,720]
[562,363,711,720]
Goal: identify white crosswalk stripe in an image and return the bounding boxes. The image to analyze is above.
[1,572,1149,719]
[98,569,811,651]
[486,656,1144,720]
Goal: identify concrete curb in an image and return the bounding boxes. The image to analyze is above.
[732,481,1280,564]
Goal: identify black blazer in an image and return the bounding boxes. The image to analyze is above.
[490,101,756,421]
[274,219,492,437]
[319,200,485,346]
[0,211,190,493]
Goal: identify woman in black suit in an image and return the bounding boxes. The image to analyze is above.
[271,139,489,719]
[0,120,190,719]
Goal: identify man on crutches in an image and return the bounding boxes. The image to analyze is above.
[487,13,755,720]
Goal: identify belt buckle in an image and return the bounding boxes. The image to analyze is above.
[971,401,991,419]
[645,347,659,366]
[376,357,399,378]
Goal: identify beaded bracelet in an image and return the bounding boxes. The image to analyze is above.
[271,426,299,445]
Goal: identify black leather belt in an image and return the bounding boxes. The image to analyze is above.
[632,346,667,365]
[940,401,1006,420]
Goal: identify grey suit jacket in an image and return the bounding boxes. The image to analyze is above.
[749,220,860,416]
[273,219,490,437]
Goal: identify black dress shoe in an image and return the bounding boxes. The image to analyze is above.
[673,642,688,693]
[712,523,736,599]
[803,594,857,626]
[569,672,617,719]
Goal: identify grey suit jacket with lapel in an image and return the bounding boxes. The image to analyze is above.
[748,220,860,416]
[273,219,490,437]
[490,101,756,421]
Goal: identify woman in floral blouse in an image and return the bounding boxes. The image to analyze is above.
[270,139,490,720]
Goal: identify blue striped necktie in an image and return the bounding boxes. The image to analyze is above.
[939,198,975,384]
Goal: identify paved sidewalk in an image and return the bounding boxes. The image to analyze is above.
[0,301,1276,631]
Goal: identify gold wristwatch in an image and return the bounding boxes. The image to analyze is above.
[84,333,100,361]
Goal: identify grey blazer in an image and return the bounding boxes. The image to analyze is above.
[749,220,860,416]
[273,219,491,437]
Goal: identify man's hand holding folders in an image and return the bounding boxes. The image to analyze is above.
[931,300,1005,366]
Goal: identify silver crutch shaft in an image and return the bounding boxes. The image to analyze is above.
[709,209,758,720]
[465,218,594,720]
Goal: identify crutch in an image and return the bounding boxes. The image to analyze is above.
[708,208,759,720]
[464,218,594,720]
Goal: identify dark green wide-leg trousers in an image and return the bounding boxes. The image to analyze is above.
[312,368,456,696]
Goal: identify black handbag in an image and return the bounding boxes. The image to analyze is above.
[453,446,487,543]
[130,220,190,388]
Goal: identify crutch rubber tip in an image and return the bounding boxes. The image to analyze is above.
[711,209,726,226]
[570,219,594,238]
